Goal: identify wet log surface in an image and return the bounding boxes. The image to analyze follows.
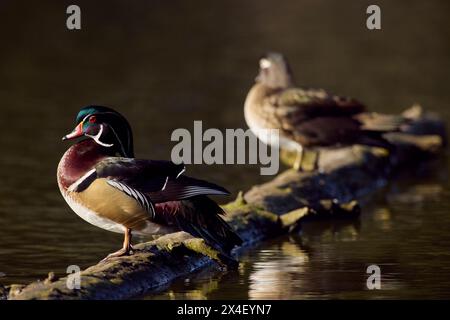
[5,106,447,300]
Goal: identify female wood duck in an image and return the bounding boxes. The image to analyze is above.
[244,52,404,170]
[57,106,242,262]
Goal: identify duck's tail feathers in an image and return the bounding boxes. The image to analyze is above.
[176,196,242,265]
[355,112,406,132]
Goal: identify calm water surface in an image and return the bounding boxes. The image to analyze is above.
[0,1,449,298]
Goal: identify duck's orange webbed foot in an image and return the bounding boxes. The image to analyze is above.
[100,228,134,262]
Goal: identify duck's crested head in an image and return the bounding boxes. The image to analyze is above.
[62,105,134,157]
[255,52,294,89]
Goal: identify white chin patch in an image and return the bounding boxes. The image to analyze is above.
[259,58,271,69]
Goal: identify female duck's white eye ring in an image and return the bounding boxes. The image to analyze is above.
[259,58,271,69]
[86,124,114,147]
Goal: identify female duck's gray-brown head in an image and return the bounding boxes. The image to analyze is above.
[62,106,134,157]
[256,52,295,89]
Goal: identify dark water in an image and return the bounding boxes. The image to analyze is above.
[0,1,449,298]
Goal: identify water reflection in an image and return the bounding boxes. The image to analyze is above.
[146,220,362,300]
[248,240,310,299]
[373,208,393,231]
[387,184,445,205]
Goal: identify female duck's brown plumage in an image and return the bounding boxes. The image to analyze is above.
[244,52,405,170]
[58,106,242,263]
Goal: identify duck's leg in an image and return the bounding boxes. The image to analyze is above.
[293,145,304,171]
[101,228,133,262]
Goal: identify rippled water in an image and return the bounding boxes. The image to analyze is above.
[0,1,449,298]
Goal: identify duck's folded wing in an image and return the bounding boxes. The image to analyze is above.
[147,176,229,203]
[69,158,184,193]
[95,158,186,193]
[274,88,366,128]
[71,157,229,204]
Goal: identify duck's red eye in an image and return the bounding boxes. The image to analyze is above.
[89,116,96,123]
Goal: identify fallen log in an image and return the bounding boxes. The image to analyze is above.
[6,105,446,300]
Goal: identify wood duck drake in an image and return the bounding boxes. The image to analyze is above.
[244,52,405,170]
[57,106,242,262]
